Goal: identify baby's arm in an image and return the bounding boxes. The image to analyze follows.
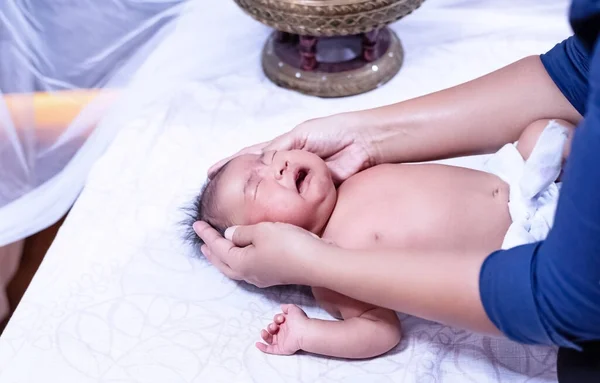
[256,287,401,359]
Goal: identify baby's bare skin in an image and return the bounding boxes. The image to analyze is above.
[310,164,511,354]
[217,119,572,358]
[306,119,572,359]
[323,163,511,253]
[312,119,574,323]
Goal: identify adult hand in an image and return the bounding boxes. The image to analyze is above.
[207,112,382,183]
[192,221,332,288]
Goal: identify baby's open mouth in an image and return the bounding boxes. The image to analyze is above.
[295,169,308,193]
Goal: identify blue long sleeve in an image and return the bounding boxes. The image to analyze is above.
[479,2,600,349]
[540,37,589,116]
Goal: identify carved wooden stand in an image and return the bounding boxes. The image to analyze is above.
[234,0,425,97]
[263,28,403,97]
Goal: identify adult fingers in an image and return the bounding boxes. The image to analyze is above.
[326,163,350,186]
[200,244,238,280]
[325,150,363,184]
[224,224,259,247]
[207,141,269,178]
[193,221,241,269]
[194,221,232,251]
[208,128,305,179]
[262,131,299,153]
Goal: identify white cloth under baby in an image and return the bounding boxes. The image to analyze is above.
[484,120,569,249]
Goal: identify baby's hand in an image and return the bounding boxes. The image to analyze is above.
[256,304,308,355]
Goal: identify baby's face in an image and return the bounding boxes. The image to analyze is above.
[215,150,337,233]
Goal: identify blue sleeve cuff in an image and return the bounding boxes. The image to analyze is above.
[540,36,590,116]
[480,244,552,345]
[479,244,581,350]
[481,1,600,353]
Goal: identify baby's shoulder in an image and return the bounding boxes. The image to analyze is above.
[341,163,398,188]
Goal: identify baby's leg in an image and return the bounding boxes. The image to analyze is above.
[517,119,575,162]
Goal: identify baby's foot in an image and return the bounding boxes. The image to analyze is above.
[256,304,308,355]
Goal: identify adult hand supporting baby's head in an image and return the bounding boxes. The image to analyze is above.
[207,112,380,184]
[192,221,329,288]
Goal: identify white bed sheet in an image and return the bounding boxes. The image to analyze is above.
[0,0,572,382]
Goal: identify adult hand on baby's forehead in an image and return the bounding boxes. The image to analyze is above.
[207,113,379,183]
[207,141,268,179]
[193,221,329,288]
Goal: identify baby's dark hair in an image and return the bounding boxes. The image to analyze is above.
[182,162,232,248]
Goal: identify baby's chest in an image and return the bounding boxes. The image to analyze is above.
[321,166,508,251]
[322,197,418,250]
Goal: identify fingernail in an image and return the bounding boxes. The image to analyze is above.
[224,226,238,241]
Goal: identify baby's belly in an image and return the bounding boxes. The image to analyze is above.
[323,164,511,253]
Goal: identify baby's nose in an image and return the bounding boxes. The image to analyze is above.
[274,161,289,180]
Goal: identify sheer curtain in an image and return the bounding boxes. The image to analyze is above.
[0,0,187,322]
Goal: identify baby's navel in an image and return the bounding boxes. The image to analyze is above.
[491,180,510,201]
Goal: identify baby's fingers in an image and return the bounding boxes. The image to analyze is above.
[256,342,282,355]
[266,322,280,335]
[273,313,285,325]
[281,304,297,314]
[261,329,274,344]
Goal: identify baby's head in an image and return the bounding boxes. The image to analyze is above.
[188,150,337,245]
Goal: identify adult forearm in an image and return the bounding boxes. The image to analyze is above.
[309,245,501,335]
[351,56,581,164]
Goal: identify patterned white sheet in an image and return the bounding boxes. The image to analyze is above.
[0,0,572,382]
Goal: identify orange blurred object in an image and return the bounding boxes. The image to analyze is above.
[3,89,118,133]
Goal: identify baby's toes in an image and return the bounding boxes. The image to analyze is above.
[267,322,280,335]
[273,313,285,325]
[261,329,273,344]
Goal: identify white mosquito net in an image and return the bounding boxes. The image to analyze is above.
[0,0,186,246]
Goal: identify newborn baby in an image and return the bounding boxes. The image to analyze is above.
[188,119,572,359]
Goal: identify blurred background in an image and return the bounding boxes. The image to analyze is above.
[0,0,188,331]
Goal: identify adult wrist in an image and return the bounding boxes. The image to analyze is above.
[335,110,393,166]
